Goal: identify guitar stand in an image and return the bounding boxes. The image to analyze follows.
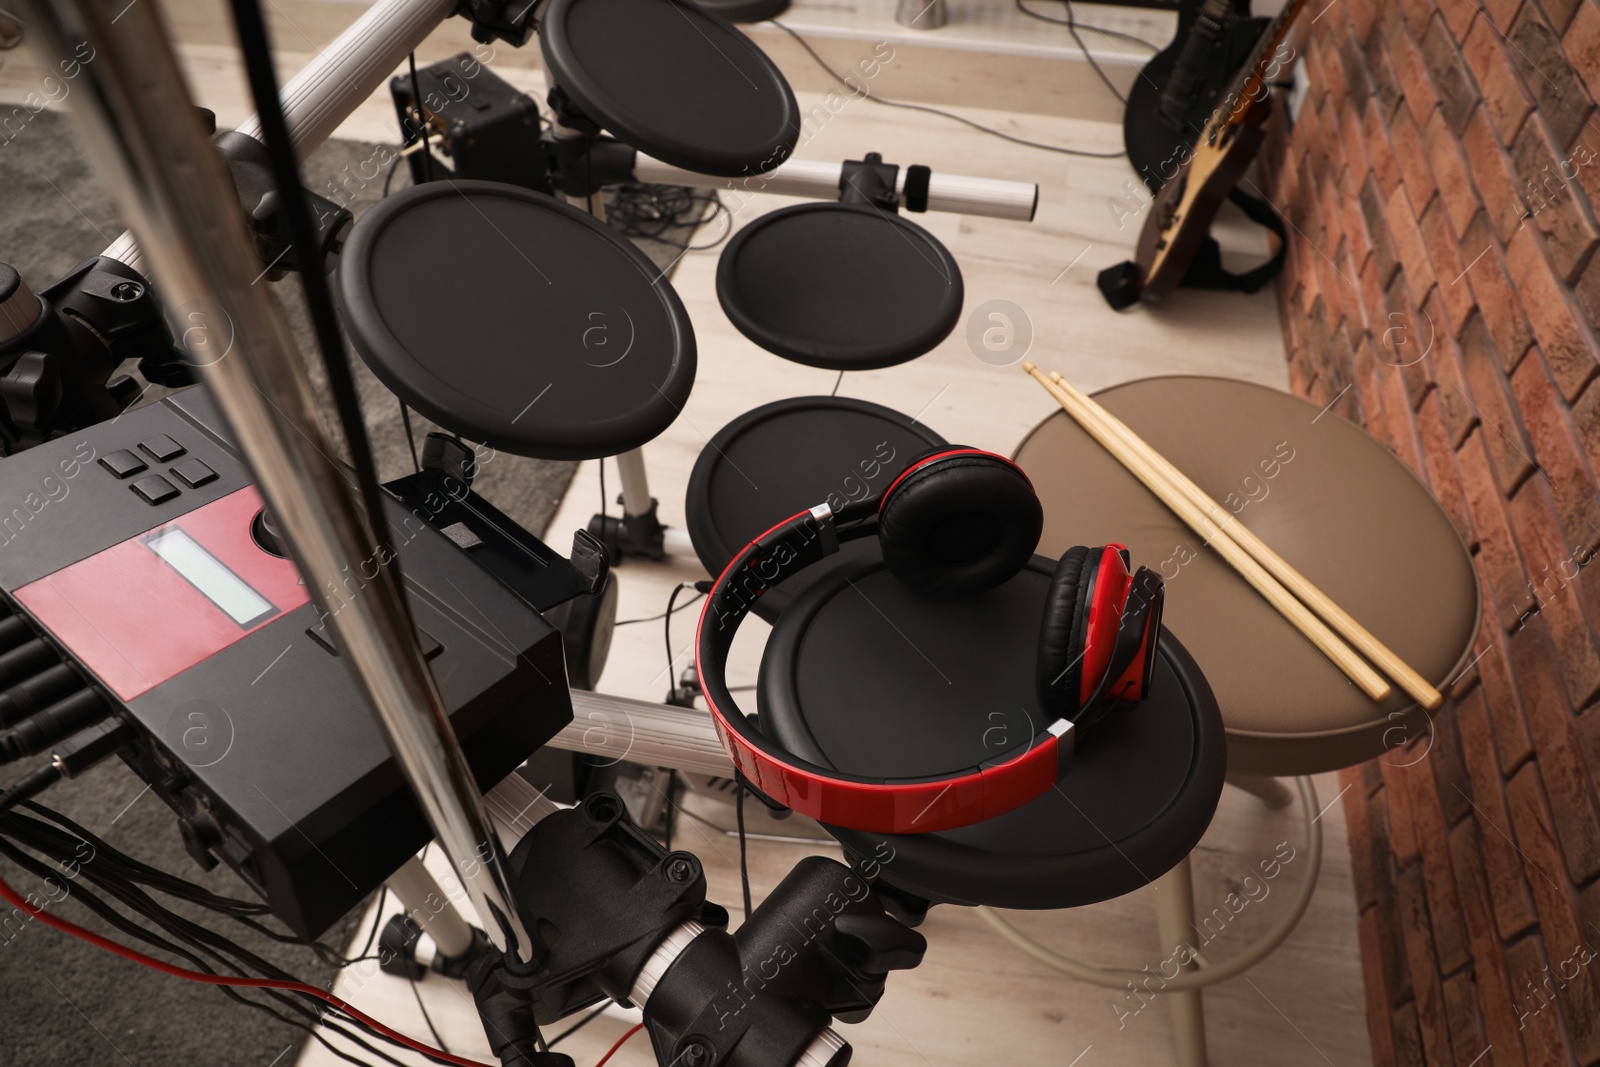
[1097,187,1287,310]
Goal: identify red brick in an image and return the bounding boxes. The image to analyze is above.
[1354,333,1390,428]
[1420,200,1477,335]
[1391,105,1440,219]
[1392,1001,1426,1067]
[1357,907,1401,1064]
[1423,110,1486,238]
[1474,598,1539,767]
[1390,186,1441,300]
[1441,972,1487,1066]
[1503,935,1574,1065]
[1580,702,1600,790]
[1511,345,1600,552]
[1504,763,1600,1061]
[1348,0,1379,43]
[1459,312,1539,490]
[1509,485,1600,706]
[1512,114,1600,281]
[1396,861,1457,1063]
[1458,687,1541,937]
[1369,791,1417,1005]
[1570,372,1600,467]
[1385,753,1420,860]
[1441,0,1484,39]
[1565,0,1600,106]
[1459,213,1536,367]
[1507,618,1600,880]
[1366,29,1408,124]
[1563,112,1600,252]
[1432,698,1476,822]
[1419,391,1479,545]
[1544,0,1587,32]
[1423,13,1485,131]
[1401,759,1472,974]
[1508,2,1597,146]
[1459,428,1539,629]
[1427,292,1480,440]
[1393,25,1445,129]
[1479,0,1528,30]
[1464,106,1538,242]
[1507,224,1600,398]
[1464,13,1538,143]
[1389,273,1436,407]
[1340,101,1372,185]
[1343,169,1378,282]
[1364,181,1404,295]
[1366,94,1405,198]
[1450,815,1532,1067]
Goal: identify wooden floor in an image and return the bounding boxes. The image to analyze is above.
[2,2,1371,1065]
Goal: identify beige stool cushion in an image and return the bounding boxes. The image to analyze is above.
[1013,376,1479,776]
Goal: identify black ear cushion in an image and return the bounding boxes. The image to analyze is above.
[1037,546,1091,716]
[878,453,1043,598]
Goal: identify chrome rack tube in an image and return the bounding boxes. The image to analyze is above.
[631,153,1040,222]
[101,0,456,273]
[30,0,534,961]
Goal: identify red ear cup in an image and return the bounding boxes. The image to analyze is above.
[877,448,1043,598]
[1036,545,1164,720]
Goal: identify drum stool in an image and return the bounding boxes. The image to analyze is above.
[1004,375,1480,1067]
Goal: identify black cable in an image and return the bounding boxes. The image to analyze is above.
[598,458,607,542]
[409,51,434,184]
[614,590,704,627]
[227,0,403,592]
[0,830,406,1067]
[410,978,450,1055]
[663,582,696,690]
[547,1001,612,1047]
[1014,0,1162,49]
[830,370,843,397]
[607,185,732,251]
[1031,0,1129,104]
[769,20,1125,159]
[356,886,389,961]
[382,153,405,198]
[735,774,752,922]
[399,402,421,473]
[0,763,59,815]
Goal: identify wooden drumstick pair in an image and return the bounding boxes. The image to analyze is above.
[1021,362,1444,711]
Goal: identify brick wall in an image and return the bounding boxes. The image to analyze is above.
[1258,0,1600,1062]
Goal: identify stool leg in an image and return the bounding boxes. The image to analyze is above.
[1153,857,1209,1067]
[615,449,653,519]
[1226,772,1294,810]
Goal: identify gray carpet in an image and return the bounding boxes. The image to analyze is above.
[0,109,694,1066]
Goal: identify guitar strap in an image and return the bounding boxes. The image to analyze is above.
[1096,187,1287,310]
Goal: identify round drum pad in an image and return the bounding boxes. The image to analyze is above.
[717,202,964,370]
[540,0,800,176]
[335,181,695,461]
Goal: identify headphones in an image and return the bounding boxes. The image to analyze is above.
[695,447,1164,834]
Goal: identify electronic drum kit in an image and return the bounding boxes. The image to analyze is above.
[332,0,1225,912]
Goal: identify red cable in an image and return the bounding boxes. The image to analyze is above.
[0,868,494,1067]
[594,1023,645,1067]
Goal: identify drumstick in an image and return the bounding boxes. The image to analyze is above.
[1040,369,1442,711]
[1021,362,1394,705]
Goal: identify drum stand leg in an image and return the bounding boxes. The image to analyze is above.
[1153,857,1209,1067]
[378,854,484,979]
[588,448,668,561]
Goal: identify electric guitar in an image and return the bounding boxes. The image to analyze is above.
[1123,0,1265,194]
[1103,0,1308,308]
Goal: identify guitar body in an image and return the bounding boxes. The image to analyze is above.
[1123,2,1268,194]
[1131,101,1268,303]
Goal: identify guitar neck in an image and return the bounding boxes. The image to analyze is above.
[1210,0,1312,132]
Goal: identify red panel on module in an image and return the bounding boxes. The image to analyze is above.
[15,487,309,700]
